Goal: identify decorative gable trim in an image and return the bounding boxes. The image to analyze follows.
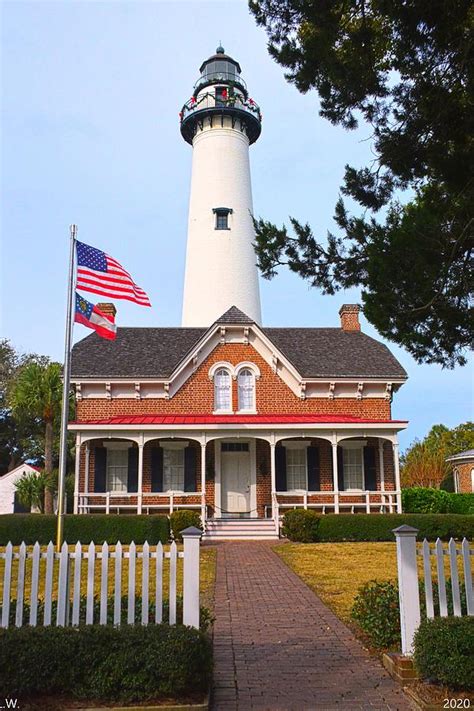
[72,322,404,402]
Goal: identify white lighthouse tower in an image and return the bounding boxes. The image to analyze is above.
[180,46,262,326]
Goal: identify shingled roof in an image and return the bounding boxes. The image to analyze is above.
[71,327,206,379]
[262,328,406,378]
[71,313,407,380]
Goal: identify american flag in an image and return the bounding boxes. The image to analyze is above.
[76,240,151,307]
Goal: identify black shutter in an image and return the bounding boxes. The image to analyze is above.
[94,447,107,493]
[364,446,377,491]
[307,446,320,491]
[151,447,163,492]
[275,446,287,491]
[184,447,196,492]
[337,446,345,491]
[127,447,138,493]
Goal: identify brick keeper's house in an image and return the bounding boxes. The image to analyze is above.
[70,47,408,539]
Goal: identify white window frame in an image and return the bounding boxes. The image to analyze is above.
[236,368,256,413]
[341,442,366,492]
[103,442,130,493]
[160,441,188,493]
[282,441,310,492]
[471,468,474,493]
[213,367,233,414]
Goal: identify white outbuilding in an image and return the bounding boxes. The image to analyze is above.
[0,463,40,514]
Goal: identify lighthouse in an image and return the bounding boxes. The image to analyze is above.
[180,46,262,326]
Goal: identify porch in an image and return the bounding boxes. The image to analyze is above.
[71,419,405,532]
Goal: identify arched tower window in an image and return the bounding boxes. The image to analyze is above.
[214,368,231,411]
[237,368,255,411]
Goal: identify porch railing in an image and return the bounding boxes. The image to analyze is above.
[268,490,400,520]
[76,491,206,517]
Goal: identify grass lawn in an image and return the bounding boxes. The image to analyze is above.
[274,541,459,624]
[0,545,216,611]
[275,542,398,623]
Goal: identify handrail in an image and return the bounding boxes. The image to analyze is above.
[180,91,261,123]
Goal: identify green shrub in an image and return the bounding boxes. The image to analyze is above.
[402,488,450,513]
[0,514,170,545]
[414,617,474,690]
[351,580,400,649]
[402,488,474,515]
[316,514,474,542]
[169,510,202,541]
[282,509,321,542]
[351,578,468,650]
[0,623,212,703]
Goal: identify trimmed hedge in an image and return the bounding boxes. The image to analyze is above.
[0,514,170,545]
[414,617,474,690]
[402,487,474,515]
[170,510,203,542]
[0,623,212,703]
[281,512,474,542]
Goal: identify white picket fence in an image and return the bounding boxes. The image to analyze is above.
[394,525,473,654]
[0,527,201,630]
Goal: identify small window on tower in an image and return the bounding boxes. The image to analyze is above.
[213,207,232,230]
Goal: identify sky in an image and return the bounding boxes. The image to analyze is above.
[1,0,472,452]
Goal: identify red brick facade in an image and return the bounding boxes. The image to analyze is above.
[74,341,400,517]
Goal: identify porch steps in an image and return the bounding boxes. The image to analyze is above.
[203,518,279,541]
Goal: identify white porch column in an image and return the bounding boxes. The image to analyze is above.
[84,442,90,513]
[393,439,402,512]
[73,435,81,514]
[331,438,340,514]
[378,440,385,491]
[137,437,144,515]
[200,440,206,525]
[270,441,276,519]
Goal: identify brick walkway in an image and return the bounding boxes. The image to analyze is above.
[211,542,410,711]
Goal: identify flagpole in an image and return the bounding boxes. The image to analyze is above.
[56,224,77,550]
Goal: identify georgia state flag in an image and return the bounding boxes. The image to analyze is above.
[74,293,117,340]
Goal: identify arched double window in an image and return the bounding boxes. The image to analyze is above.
[214,368,231,411]
[237,368,255,411]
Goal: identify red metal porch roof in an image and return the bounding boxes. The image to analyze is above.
[71,414,407,426]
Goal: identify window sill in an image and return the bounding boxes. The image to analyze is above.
[212,409,234,415]
[215,228,231,231]
[235,410,257,415]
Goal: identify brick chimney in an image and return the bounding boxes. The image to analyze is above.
[96,302,117,318]
[339,304,361,332]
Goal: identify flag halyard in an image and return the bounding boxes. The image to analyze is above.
[76,240,151,307]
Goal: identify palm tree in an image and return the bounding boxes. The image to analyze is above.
[10,362,63,514]
[14,470,52,513]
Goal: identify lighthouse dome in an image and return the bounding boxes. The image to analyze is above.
[196,46,245,95]
[180,47,262,146]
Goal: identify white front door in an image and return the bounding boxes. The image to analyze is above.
[221,448,251,515]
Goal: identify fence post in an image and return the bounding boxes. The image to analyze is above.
[182,526,201,629]
[393,525,420,655]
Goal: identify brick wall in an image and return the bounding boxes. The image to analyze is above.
[454,462,474,493]
[76,343,391,420]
